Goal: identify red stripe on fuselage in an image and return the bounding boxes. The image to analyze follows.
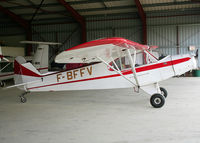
[27,57,190,90]
[136,58,189,72]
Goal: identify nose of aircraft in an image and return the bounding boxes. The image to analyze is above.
[191,54,198,70]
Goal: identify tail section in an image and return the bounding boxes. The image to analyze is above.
[0,46,9,62]
[14,56,42,85]
[21,41,61,74]
[32,44,49,74]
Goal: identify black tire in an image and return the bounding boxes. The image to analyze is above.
[160,87,168,98]
[20,97,27,103]
[150,94,165,108]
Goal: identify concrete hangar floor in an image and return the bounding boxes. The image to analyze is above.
[0,77,200,143]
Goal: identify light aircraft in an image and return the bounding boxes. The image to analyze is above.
[10,37,197,108]
[0,46,13,87]
[0,41,60,87]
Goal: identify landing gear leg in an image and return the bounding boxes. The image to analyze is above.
[19,92,28,103]
[160,87,168,98]
[0,81,6,87]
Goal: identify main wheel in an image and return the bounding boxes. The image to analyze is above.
[160,87,168,98]
[20,96,27,103]
[150,94,165,108]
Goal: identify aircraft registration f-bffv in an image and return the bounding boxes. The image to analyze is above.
[11,37,197,108]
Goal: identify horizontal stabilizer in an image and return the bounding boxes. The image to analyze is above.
[20,41,62,45]
[6,80,41,89]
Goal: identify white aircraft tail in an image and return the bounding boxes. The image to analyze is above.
[21,41,61,74]
[32,44,49,73]
[14,56,42,86]
[0,46,9,62]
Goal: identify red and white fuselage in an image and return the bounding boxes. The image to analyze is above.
[14,54,197,95]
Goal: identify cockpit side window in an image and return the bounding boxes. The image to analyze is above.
[109,51,158,71]
[109,52,144,71]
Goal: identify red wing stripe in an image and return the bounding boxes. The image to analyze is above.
[66,37,149,51]
[28,57,190,90]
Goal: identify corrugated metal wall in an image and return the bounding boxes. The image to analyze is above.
[148,25,177,55]
[179,24,200,54]
[147,14,200,55]
[86,14,200,56]
[0,13,200,58]
[0,23,25,47]
[32,23,81,62]
[87,15,142,43]
[32,23,80,50]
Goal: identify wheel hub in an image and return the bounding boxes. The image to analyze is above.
[154,98,161,104]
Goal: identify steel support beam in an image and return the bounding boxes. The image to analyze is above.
[134,0,147,44]
[0,4,32,55]
[29,0,45,23]
[57,0,86,43]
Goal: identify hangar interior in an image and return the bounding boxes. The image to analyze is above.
[1,0,200,143]
[0,0,200,62]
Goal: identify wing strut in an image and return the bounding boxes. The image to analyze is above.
[126,49,140,87]
[0,62,11,72]
[110,57,120,71]
[144,50,158,63]
[96,56,136,86]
